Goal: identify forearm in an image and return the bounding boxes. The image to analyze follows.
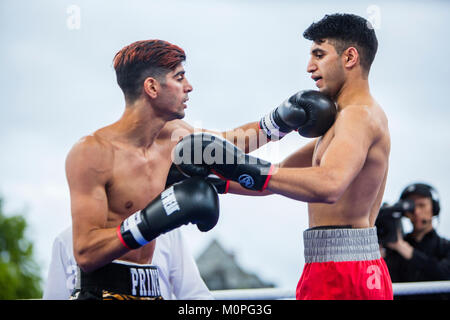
[200,122,271,153]
[391,241,414,260]
[385,230,414,260]
[222,122,270,153]
[267,166,339,203]
[227,181,273,196]
[73,227,130,273]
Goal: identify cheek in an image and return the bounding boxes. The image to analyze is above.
[323,62,345,89]
[162,84,182,102]
[425,207,434,217]
[327,60,345,80]
[171,84,184,100]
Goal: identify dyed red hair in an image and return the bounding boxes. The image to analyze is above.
[113,40,186,102]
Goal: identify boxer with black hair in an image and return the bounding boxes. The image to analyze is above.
[175,13,393,300]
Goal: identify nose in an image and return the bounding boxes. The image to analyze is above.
[185,79,193,93]
[412,205,425,219]
[306,58,316,74]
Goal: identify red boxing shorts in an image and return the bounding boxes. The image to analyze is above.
[296,226,393,300]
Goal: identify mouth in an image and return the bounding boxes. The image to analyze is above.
[311,75,323,88]
[182,97,189,108]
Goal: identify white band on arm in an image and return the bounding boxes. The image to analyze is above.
[122,212,148,247]
[260,112,286,140]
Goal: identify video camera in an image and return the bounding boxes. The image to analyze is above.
[375,199,415,245]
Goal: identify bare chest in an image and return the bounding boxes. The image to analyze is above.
[106,141,174,216]
[312,126,335,166]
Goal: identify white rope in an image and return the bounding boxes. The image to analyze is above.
[212,287,295,300]
[393,280,450,296]
[211,280,450,300]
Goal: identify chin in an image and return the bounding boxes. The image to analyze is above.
[318,86,330,95]
[175,111,185,119]
[320,87,338,99]
[165,112,184,122]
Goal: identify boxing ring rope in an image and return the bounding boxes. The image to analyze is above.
[211,280,450,300]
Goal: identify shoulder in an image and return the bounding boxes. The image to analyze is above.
[158,120,194,141]
[67,132,113,164]
[336,102,388,141]
[337,104,373,125]
[333,105,373,143]
[65,132,114,181]
[436,232,450,248]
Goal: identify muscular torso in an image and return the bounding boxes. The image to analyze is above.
[85,120,190,265]
[308,103,390,228]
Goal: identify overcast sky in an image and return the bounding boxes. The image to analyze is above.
[1,0,450,290]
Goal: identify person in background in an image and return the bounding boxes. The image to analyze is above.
[43,226,213,300]
[383,183,450,299]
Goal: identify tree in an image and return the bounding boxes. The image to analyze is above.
[0,196,42,299]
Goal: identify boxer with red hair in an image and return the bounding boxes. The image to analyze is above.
[66,40,221,300]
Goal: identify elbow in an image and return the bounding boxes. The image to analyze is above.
[74,248,98,273]
[322,193,340,204]
[318,178,345,204]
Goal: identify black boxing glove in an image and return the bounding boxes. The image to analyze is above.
[165,163,189,187]
[259,90,337,139]
[173,132,273,191]
[117,177,220,250]
[165,163,230,194]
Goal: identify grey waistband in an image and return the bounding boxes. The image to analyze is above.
[303,227,381,263]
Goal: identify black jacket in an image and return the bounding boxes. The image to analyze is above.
[384,229,450,299]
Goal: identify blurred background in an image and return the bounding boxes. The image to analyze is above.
[1,0,449,298]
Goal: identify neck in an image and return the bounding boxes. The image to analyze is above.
[113,99,167,149]
[335,74,371,111]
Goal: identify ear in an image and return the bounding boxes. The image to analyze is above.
[343,47,359,69]
[143,77,160,99]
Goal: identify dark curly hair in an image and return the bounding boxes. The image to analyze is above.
[303,13,378,73]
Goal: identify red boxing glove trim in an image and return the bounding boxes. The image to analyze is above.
[211,169,226,180]
[224,180,230,194]
[261,164,275,191]
[116,225,132,250]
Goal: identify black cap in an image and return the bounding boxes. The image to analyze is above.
[400,183,440,216]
